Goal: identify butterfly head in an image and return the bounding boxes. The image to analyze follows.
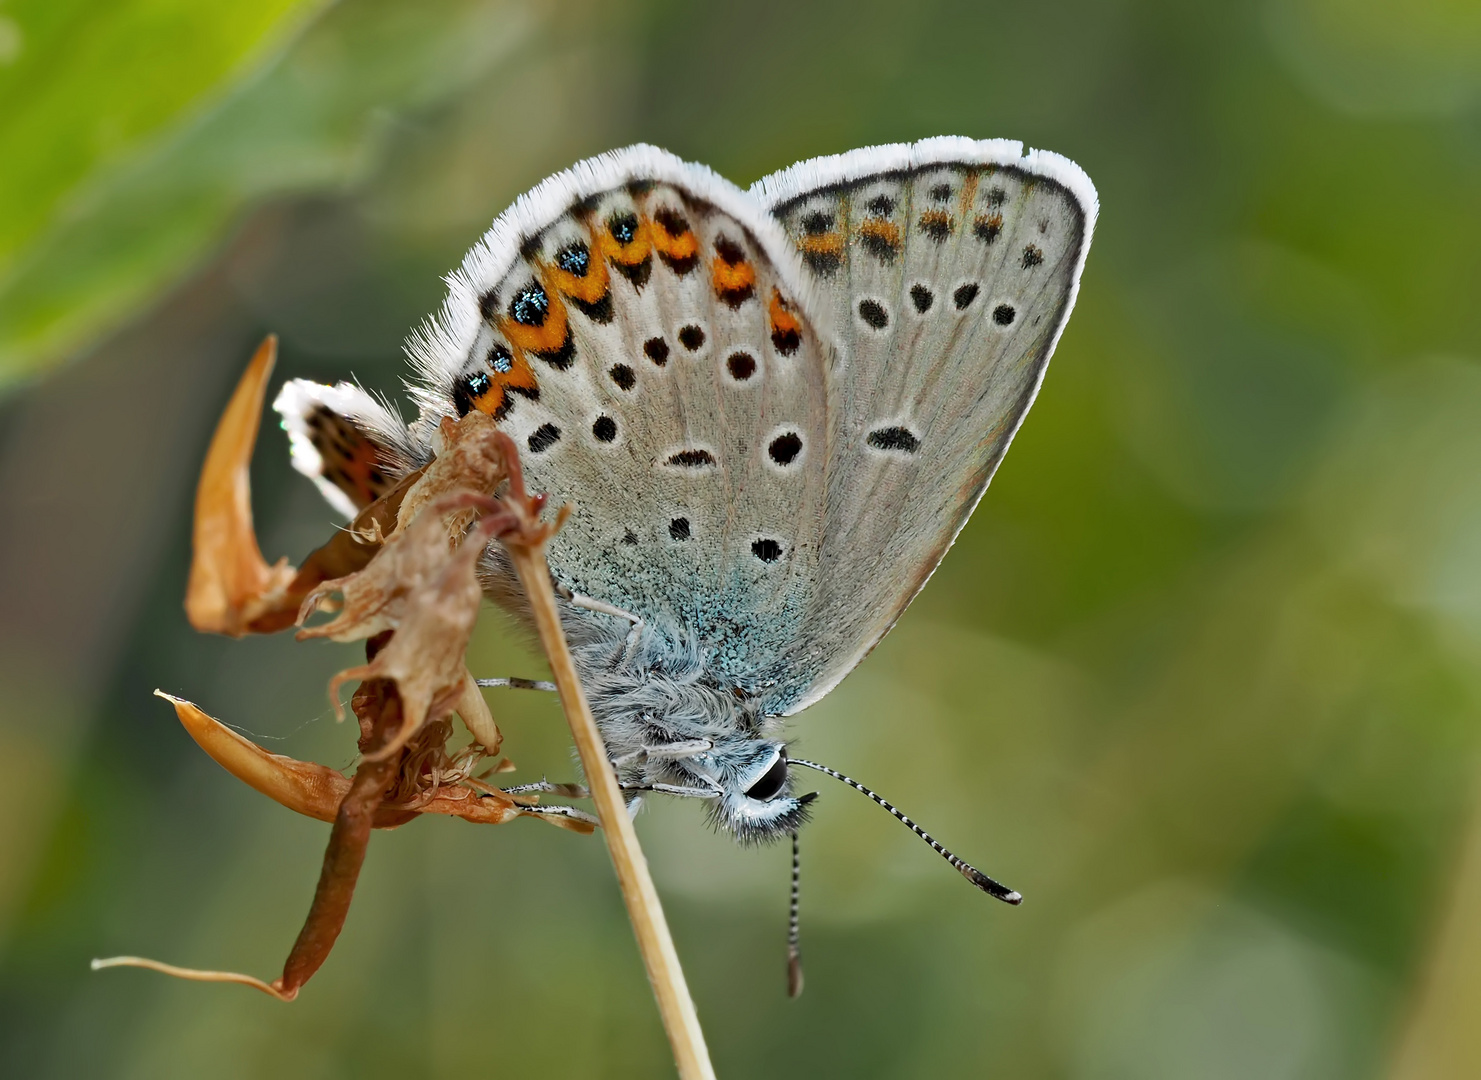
[690,740,816,844]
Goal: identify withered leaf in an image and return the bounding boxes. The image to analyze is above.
[395,413,510,532]
[157,691,574,828]
[185,336,297,636]
[324,504,509,762]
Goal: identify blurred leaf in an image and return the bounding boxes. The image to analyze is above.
[0,0,327,381]
[0,0,531,391]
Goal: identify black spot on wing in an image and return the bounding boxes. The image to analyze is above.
[768,432,802,466]
[569,291,613,324]
[865,194,896,216]
[868,426,920,453]
[858,299,889,330]
[727,352,756,381]
[715,235,746,264]
[592,415,617,442]
[452,373,482,417]
[666,449,716,468]
[654,206,690,235]
[527,423,561,453]
[993,304,1016,326]
[910,284,934,313]
[917,211,953,241]
[678,324,706,351]
[1021,245,1044,268]
[644,336,670,366]
[555,241,590,276]
[802,247,841,274]
[859,227,900,263]
[751,538,783,563]
[669,517,690,541]
[614,254,652,288]
[608,212,638,243]
[510,283,549,326]
[609,364,636,390]
[534,326,576,369]
[801,210,834,234]
[953,283,979,310]
[973,215,1003,244]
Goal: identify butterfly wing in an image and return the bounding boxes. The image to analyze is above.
[750,137,1098,713]
[273,379,422,516]
[405,146,837,688]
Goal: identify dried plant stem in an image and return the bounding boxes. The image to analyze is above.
[505,542,716,1080]
[89,956,295,1000]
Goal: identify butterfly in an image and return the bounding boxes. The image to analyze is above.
[274,137,1097,936]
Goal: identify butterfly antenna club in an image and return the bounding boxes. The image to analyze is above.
[787,758,1021,905]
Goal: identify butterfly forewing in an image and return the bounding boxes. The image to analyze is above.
[408,148,835,687]
[752,139,1098,713]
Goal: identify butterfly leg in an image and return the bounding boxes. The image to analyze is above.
[475,677,557,691]
[503,778,589,797]
[503,777,713,799]
[641,739,713,760]
[611,739,714,776]
[509,803,600,828]
[556,585,645,662]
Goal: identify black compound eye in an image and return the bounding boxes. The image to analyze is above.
[745,752,789,802]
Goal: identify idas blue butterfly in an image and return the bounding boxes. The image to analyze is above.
[276,137,1097,989]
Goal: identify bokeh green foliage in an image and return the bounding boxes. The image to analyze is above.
[1,0,1480,1077]
[0,0,330,381]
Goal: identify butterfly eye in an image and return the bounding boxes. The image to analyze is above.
[745,752,789,802]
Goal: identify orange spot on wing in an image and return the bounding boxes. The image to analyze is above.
[712,254,755,298]
[769,292,800,333]
[597,216,652,267]
[499,281,570,357]
[469,353,539,420]
[769,290,803,355]
[547,248,610,305]
[858,218,901,248]
[651,216,698,264]
[917,209,954,237]
[800,233,844,258]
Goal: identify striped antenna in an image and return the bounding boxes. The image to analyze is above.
[788,758,1021,905]
[787,832,804,998]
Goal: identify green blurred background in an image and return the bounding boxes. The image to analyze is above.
[3,0,1481,1075]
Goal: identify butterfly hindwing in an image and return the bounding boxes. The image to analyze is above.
[752,137,1098,712]
[274,379,421,516]
[405,146,835,688]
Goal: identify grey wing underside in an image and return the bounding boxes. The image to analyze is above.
[751,137,1098,715]
[403,146,836,693]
